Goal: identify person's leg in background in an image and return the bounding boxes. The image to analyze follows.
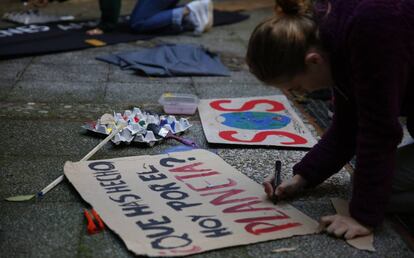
[87,0,121,35]
[99,0,121,31]
[129,0,180,33]
[129,0,213,35]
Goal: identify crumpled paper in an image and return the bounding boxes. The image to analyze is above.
[83,107,192,146]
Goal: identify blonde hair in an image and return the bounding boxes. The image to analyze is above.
[246,0,319,84]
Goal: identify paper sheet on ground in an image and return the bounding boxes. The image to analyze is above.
[64,149,319,257]
[198,95,317,148]
[331,198,375,252]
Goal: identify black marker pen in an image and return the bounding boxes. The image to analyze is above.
[273,160,282,204]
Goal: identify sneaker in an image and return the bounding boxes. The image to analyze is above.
[186,0,214,35]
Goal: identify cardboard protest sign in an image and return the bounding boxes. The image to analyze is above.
[198,95,317,148]
[64,150,319,257]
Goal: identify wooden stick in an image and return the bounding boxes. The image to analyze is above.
[37,124,125,197]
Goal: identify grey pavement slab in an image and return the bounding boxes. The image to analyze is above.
[34,49,111,65]
[0,102,157,121]
[192,71,261,84]
[0,79,15,101]
[20,63,108,83]
[78,230,134,258]
[0,58,32,81]
[0,118,207,158]
[194,82,281,99]
[0,56,33,67]
[0,1,413,257]
[0,120,106,158]
[107,65,193,84]
[104,82,194,104]
[0,202,84,258]
[230,8,273,42]
[0,155,83,203]
[8,81,106,103]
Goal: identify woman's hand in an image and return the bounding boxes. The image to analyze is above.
[263,174,307,200]
[319,214,373,239]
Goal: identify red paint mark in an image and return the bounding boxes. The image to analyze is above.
[223,200,276,213]
[159,246,202,255]
[175,171,219,181]
[170,245,202,254]
[201,189,257,205]
[209,99,285,112]
[235,213,291,223]
[244,222,301,235]
[219,130,308,145]
[169,162,211,173]
[235,213,301,235]
[185,178,237,192]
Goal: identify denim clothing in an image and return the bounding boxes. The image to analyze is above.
[129,0,186,33]
[96,0,186,33]
[96,44,230,77]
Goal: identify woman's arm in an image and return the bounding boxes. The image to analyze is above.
[293,88,358,187]
[346,1,408,228]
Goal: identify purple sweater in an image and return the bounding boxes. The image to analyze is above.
[293,0,414,227]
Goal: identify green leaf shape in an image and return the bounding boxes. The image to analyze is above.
[5,194,35,202]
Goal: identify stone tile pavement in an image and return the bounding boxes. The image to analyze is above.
[0,1,412,257]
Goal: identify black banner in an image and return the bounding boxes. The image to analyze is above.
[0,11,249,60]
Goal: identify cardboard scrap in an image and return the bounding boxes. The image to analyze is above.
[85,39,107,47]
[330,198,376,252]
[198,95,317,148]
[64,149,319,257]
[83,107,192,145]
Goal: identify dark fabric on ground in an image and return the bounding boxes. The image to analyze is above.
[0,11,249,60]
[97,43,230,77]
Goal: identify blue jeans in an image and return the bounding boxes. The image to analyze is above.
[129,0,185,33]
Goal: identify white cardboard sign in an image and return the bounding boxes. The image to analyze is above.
[64,149,318,256]
[198,95,317,148]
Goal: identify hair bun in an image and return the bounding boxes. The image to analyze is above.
[275,0,310,16]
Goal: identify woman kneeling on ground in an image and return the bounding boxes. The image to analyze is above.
[246,0,414,239]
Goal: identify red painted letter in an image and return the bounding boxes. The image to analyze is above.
[185,178,237,192]
[219,131,308,145]
[201,189,257,205]
[223,200,276,213]
[209,99,285,112]
[169,162,211,173]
